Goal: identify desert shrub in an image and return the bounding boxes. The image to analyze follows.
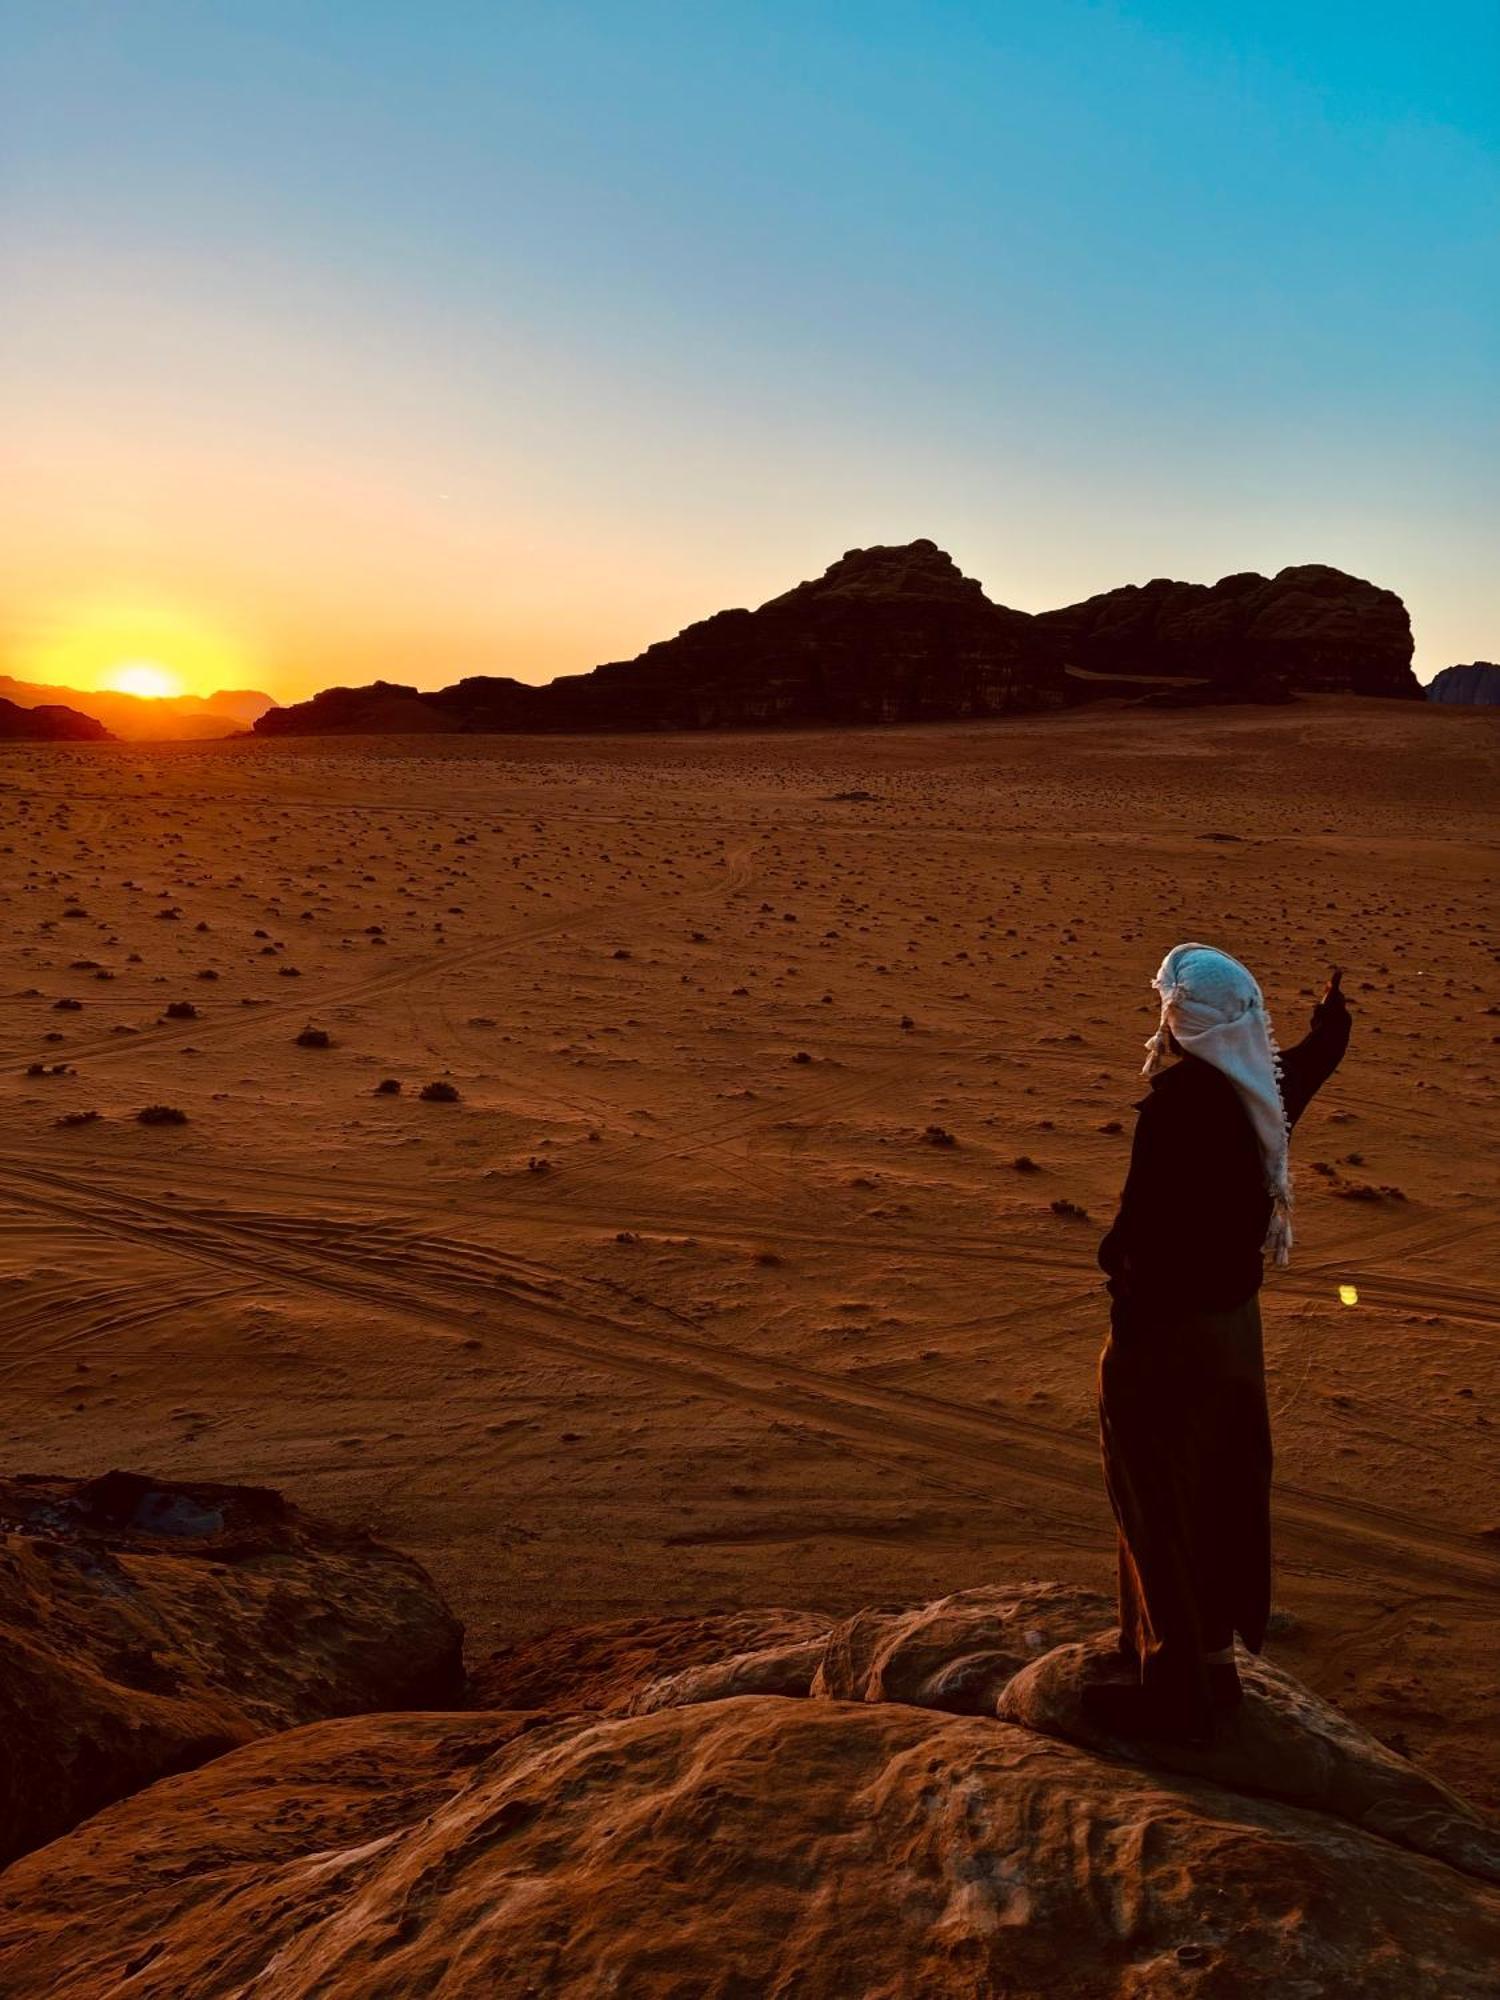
[923,1125,957,1147]
[295,1027,331,1048]
[1011,1155,1041,1173]
[373,1078,402,1095]
[163,1001,198,1020]
[1050,1198,1089,1220]
[419,1079,460,1102]
[137,1104,188,1126]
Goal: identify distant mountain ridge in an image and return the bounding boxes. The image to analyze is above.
[1426,662,1500,707]
[0,677,275,741]
[255,540,1422,736]
[0,695,113,742]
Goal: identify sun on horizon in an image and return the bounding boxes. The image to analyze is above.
[101,660,184,701]
[12,601,256,703]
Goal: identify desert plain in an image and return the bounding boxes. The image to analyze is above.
[2,694,1497,1811]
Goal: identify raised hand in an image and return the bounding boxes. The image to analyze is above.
[1314,966,1348,1022]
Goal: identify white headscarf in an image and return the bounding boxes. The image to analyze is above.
[1143,943,1294,1266]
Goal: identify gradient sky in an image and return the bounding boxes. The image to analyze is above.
[3,2,1495,701]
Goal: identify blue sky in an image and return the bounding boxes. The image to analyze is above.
[3,2,1495,696]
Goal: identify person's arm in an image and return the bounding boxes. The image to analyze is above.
[1278,969,1351,1128]
[1098,1094,1163,1280]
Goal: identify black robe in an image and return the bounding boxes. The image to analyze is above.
[1095,989,1351,1725]
[1099,992,1352,1313]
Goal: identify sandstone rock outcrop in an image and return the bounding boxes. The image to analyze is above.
[1427,661,1500,706]
[3,1575,1497,1997]
[0,1471,463,1863]
[527,538,1055,729]
[811,1579,1113,1711]
[0,694,113,741]
[254,543,1423,736]
[471,1606,831,1712]
[997,1632,1500,1887]
[1037,563,1420,699]
[258,540,1058,735]
[4,1695,1496,1998]
[250,678,464,735]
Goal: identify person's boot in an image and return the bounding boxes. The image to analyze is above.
[1080,1679,1215,1749]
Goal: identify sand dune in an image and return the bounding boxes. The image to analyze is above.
[2,695,1496,1813]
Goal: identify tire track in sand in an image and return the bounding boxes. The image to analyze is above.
[10,1147,1500,1335]
[0,1156,1495,1603]
[0,1274,256,1385]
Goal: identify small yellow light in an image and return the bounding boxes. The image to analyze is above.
[1338,1284,1359,1307]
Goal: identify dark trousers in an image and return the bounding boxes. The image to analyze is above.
[1098,1293,1272,1728]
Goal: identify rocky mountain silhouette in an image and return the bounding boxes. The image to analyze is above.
[1037,563,1418,701]
[255,540,1421,735]
[1427,662,1500,706]
[0,694,114,741]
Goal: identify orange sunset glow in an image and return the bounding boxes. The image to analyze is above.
[11,601,252,704]
[102,661,182,700]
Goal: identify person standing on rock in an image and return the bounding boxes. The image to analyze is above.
[1086,945,1350,1745]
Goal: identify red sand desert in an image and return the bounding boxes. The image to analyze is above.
[2,696,1496,1831]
